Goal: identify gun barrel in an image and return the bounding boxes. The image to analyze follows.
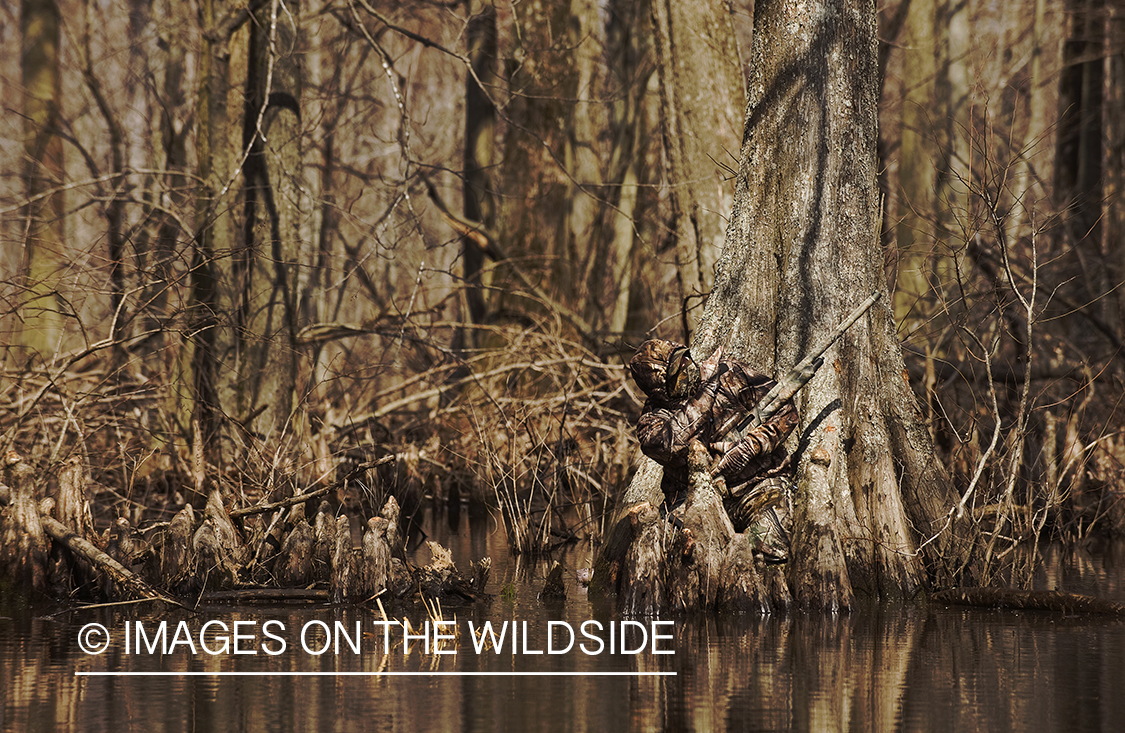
[718,289,882,438]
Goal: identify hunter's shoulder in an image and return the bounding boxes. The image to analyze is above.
[717,359,775,388]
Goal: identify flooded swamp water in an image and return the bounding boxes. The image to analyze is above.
[2,509,1124,733]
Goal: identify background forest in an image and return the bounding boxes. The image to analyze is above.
[2,0,1123,572]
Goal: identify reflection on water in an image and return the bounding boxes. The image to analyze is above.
[3,513,1124,733]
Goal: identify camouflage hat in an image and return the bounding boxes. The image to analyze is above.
[628,339,681,400]
[665,345,700,399]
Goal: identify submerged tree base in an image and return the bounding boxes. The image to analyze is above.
[591,500,793,615]
[592,444,793,615]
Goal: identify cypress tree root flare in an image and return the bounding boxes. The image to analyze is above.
[1,451,488,608]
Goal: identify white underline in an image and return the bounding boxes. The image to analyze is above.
[76,671,676,677]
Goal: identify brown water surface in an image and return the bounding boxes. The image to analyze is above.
[3,512,1124,732]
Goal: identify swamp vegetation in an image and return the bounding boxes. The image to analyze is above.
[2,0,1125,611]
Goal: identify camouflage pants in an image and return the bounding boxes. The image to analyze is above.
[723,475,793,563]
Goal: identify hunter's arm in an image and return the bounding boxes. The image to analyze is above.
[636,381,721,465]
[711,402,797,477]
[710,367,799,477]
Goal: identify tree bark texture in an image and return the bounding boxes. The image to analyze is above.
[240,0,305,440]
[601,0,656,335]
[1109,0,1125,331]
[649,0,746,332]
[187,0,234,461]
[494,0,591,322]
[481,0,747,343]
[141,0,193,356]
[892,0,970,338]
[607,0,978,614]
[703,0,978,607]
[462,3,498,335]
[1055,0,1106,291]
[15,0,66,366]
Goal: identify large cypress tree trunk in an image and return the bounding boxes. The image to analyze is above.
[601,0,978,613]
[699,0,981,608]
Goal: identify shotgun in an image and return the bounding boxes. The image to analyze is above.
[715,289,882,440]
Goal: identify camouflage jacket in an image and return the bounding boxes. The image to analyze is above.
[631,343,797,507]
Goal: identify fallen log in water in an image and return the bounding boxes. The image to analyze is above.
[931,587,1125,615]
[38,513,182,606]
[414,541,490,604]
[199,588,331,603]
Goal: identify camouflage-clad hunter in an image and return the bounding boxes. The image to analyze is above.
[628,339,798,559]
